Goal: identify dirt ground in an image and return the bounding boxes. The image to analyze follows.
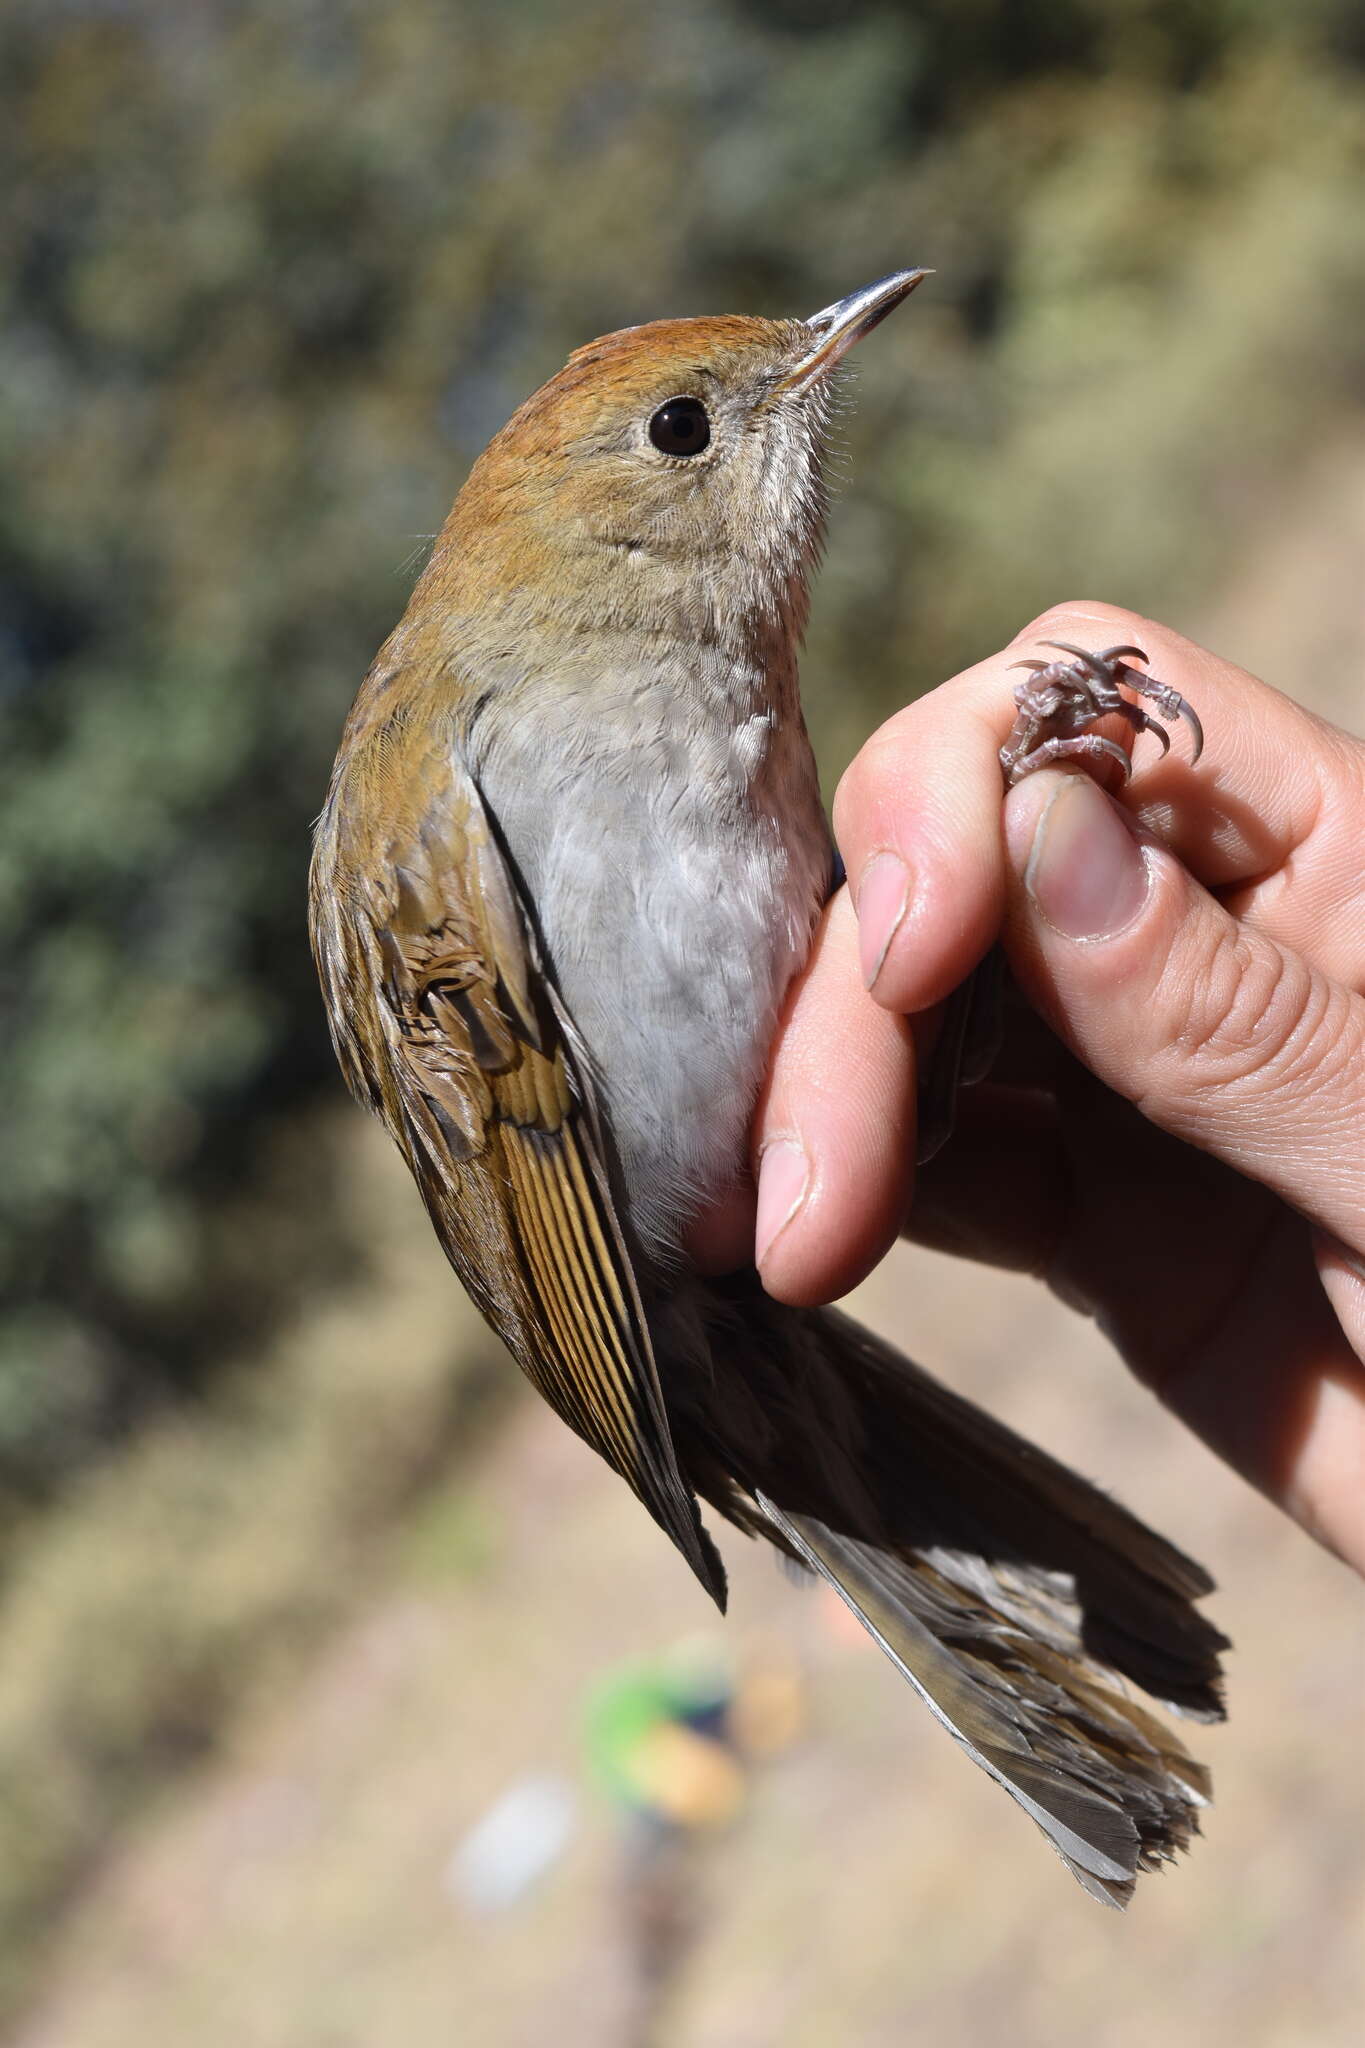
[12,444,1364,2048]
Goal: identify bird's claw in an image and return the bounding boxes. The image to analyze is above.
[999,642,1203,787]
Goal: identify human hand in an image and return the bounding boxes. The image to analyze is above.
[748,602,1365,1573]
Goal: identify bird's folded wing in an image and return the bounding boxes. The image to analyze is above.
[311,737,723,1603]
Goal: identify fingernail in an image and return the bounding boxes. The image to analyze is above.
[755,1139,809,1266]
[1015,773,1150,940]
[856,852,909,988]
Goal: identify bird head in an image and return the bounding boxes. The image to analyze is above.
[419,271,926,662]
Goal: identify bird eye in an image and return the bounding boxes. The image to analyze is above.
[648,397,710,456]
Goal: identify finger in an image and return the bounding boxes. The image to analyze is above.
[1316,1231,1365,1371]
[831,657,1012,1014]
[832,597,1338,1024]
[752,886,917,1306]
[1301,1233,1365,1572]
[1003,765,1365,1259]
[1015,602,1364,910]
[913,1059,1365,1571]
[1163,1211,1365,1577]
[1033,1062,1365,1574]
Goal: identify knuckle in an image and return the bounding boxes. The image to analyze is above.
[1322,715,1365,825]
[1153,921,1354,1106]
[830,764,863,846]
[1012,599,1136,647]
[833,727,912,830]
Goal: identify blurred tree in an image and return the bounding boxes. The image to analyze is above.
[0,0,1361,1512]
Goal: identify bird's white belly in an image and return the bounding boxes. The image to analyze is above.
[481,697,831,1260]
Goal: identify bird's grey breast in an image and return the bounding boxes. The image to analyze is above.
[473,645,831,1260]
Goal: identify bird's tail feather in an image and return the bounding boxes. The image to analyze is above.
[667,1274,1228,1906]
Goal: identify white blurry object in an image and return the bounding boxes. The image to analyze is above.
[445,1773,578,1914]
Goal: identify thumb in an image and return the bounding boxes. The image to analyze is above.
[1001,768,1365,1259]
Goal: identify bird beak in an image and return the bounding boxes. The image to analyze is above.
[769,269,929,399]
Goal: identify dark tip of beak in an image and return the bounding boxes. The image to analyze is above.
[772,269,929,399]
[805,269,930,343]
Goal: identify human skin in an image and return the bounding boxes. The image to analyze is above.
[695,602,1365,1575]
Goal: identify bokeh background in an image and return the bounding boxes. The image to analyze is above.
[3,2,1363,2042]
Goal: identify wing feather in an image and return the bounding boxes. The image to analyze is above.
[310,722,723,1602]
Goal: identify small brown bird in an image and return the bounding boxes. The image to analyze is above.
[310,273,1226,1905]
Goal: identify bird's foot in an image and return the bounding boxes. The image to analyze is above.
[999,641,1204,787]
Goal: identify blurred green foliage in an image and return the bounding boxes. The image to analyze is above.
[2,0,1363,1505]
[1,0,1364,2016]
